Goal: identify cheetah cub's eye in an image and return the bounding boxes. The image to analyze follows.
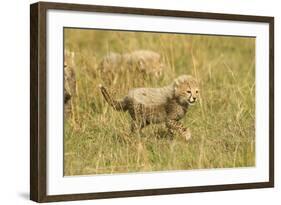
[186,90,191,94]
[196,90,199,93]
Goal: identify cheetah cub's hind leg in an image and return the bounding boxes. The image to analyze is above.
[130,120,145,133]
[128,103,148,135]
[166,119,191,141]
[130,111,147,136]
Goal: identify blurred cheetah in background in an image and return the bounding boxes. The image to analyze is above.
[98,50,165,84]
[64,50,76,115]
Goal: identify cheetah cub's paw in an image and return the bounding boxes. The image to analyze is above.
[183,129,191,141]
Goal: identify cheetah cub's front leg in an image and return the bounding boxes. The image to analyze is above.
[166,119,191,141]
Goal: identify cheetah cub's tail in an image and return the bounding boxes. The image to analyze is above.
[98,84,128,111]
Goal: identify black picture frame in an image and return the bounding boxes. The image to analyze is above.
[30,1,274,202]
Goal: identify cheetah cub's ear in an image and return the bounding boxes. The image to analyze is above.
[173,75,196,90]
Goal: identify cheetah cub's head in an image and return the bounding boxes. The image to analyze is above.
[173,75,199,106]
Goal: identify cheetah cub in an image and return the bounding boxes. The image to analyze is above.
[99,75,199,141]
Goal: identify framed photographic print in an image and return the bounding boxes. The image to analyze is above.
[30,1,274,202]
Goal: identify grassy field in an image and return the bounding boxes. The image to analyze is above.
[64,28,255,176]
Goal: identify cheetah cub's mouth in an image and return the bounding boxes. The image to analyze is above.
[188,98,197,105]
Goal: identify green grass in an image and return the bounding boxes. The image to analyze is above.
[64,28,255,176]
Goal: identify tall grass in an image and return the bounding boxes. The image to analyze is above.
[64,28,255,176]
